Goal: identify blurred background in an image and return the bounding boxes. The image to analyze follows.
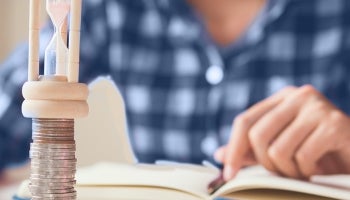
[0,0,46,62]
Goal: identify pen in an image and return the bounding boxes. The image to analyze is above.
[207,171,226,195]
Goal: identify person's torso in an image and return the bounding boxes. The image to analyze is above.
[79,0,350,164]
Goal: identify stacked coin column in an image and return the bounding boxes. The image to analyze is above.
[23,0,86,199]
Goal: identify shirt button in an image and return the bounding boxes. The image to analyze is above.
[206,65,224,85]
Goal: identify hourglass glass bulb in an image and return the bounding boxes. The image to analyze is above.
[47,0,70,26]
[44,0,71,76]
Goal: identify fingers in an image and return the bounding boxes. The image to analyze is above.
[214,146,226,162]
[223,87,296,180]
[247,86,312,173]
[248,98,298,172]
[267,107,320,178]
[214,145,257,166]
[295,111,344,177]
[221,84,350,180]
[266,87,328,178]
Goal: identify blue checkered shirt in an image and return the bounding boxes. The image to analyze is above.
[1,0,350,170]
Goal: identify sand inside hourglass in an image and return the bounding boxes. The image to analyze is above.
[48,2,70,26]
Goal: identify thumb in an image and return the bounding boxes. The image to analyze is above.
[214,145,227,163]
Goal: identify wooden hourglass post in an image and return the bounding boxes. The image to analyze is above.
[28,0,41,81]
[61,17,68,45]
[68,0,82,83]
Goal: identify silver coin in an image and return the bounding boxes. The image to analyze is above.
[30,151,75,157]
[33,133,74,137]
[30,159,76,163]
[33,120,74,127]
[31,168,76,174]
[30,167,76,171]
[33,123,74,128]
[30,174,75,179]
[30,155,76,159]
[30,182,76,187]
[31,169,76,175]
[30,148,76,153]
[32,133,74,137]
[30,154,76,159]
[30,186,75,194]
[32,136,74,140]
[32,191,76,198]
[30,150,76,155]
[30,183,75,188]
[30,188,75,192]
[33,131,74,135]
[30,183,76,188]
[31,158,77,164]
[31,196,76,200]
[31,195,76,200]
[30,180,75,186]
[30,177,76,183]
[33,123,75,129]
[31,165,76,170]
[34,128,74,131]
[30,167,76,172]
[31,168,76,173]
[30,154,75,157]
[30,160,77,164]
[31,163,76,169]
[32,197,73,200]
[33,134,74,138]
[30,149,75,154]
[31,143,76,148]
[30,181,76,187]
[33,140,75,144]
[34,126,74,130]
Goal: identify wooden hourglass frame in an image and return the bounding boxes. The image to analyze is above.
[23,0,88,120]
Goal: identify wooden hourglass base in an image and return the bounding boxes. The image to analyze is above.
[22,100,88,119]
[22,78,89,119]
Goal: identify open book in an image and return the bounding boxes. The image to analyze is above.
[15,78,350,200]
[16,161,350,200]
[74,161,350,200]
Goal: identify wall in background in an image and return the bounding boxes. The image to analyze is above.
[0,1,47,62]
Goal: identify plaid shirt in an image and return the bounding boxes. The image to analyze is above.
[1,0,350,169]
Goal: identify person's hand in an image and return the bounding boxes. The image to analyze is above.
[214,85,350,181]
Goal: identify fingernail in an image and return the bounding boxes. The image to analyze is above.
[224,166,235,181]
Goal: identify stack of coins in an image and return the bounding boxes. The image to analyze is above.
[29,119,77,200]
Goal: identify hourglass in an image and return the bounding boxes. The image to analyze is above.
[24,0,88,119]
[45,0,70,76]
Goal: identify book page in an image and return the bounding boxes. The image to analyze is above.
[76,162,218,199]
[75,77,137,167]
[223,189,335,200]
[76,186,203,200]
[213,166,350,199]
